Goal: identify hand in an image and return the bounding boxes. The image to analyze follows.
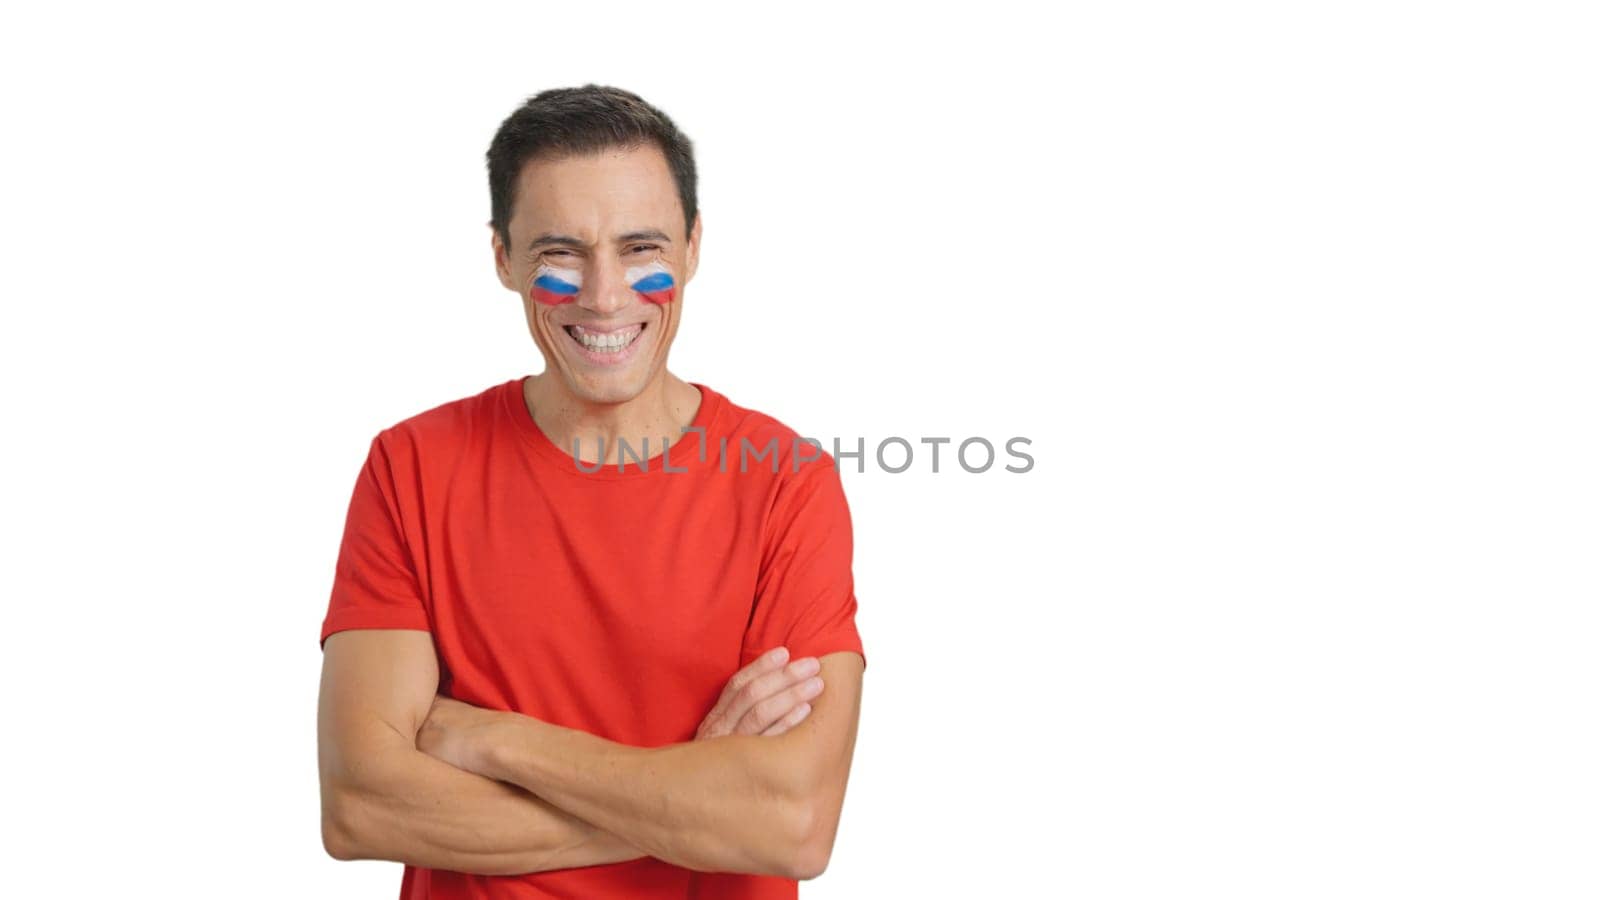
[694,647,825,740]
[416,693,503,774]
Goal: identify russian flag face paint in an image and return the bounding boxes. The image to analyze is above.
[626,260,676,305]
[530,264,582,306]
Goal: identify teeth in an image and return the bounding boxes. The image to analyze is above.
[569,324,642,352]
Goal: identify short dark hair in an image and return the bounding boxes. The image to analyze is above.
[486,84,698,251]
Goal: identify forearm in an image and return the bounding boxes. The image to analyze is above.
[324,740,647,876]
[474,715,817,879]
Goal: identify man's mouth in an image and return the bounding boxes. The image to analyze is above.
[564,322,646,356]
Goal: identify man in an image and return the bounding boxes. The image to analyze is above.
[316,84,867,900]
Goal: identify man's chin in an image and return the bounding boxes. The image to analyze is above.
[562,369,653,407]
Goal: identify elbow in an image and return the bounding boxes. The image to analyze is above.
[320,784,373,862]
[776,796,838,882]
[761,758,846,881]
[788,847,830,882]
[322,816,358,861]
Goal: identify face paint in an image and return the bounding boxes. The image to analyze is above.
[626,260,676,305]
[530,264,582,306]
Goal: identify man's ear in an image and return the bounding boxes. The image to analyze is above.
[490,224,517,292]
[684,213,702,285]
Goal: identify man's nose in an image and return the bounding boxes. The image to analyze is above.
[577,260,632,315]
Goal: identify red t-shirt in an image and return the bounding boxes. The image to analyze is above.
[320,376,867,899]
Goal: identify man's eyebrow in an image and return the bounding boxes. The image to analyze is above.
[525,229,673,253]
[618,229,672,245]
[526,233,586,253]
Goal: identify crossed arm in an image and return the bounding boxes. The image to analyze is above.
[317,628,864,880]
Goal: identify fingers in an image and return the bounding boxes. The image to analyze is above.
[696,647,825,739]
[734,667,824,736]
[761,701,812,736]
[715,646,791,710]
[697,647,792,738]
[746,674,824,736]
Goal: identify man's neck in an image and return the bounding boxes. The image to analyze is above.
[523,370,703,466]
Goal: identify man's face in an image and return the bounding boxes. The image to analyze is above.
[493,143,700,406]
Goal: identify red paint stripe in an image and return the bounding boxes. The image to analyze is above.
[531,287,576,306]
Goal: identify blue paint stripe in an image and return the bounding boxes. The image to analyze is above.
[534,274,581,295]
[630,273,674,292]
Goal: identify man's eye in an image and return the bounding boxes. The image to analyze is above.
[628,244,659,254]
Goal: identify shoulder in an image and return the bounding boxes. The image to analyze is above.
[369,378,516,465]
[704,384,843,488]
[704,389,856,558]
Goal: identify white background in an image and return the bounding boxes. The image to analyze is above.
[2,2,1596,898]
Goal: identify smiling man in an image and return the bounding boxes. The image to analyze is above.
[315,85,867,899]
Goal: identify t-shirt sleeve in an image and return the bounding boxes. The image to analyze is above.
[740,455,867,671]
[319,434,433,649]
